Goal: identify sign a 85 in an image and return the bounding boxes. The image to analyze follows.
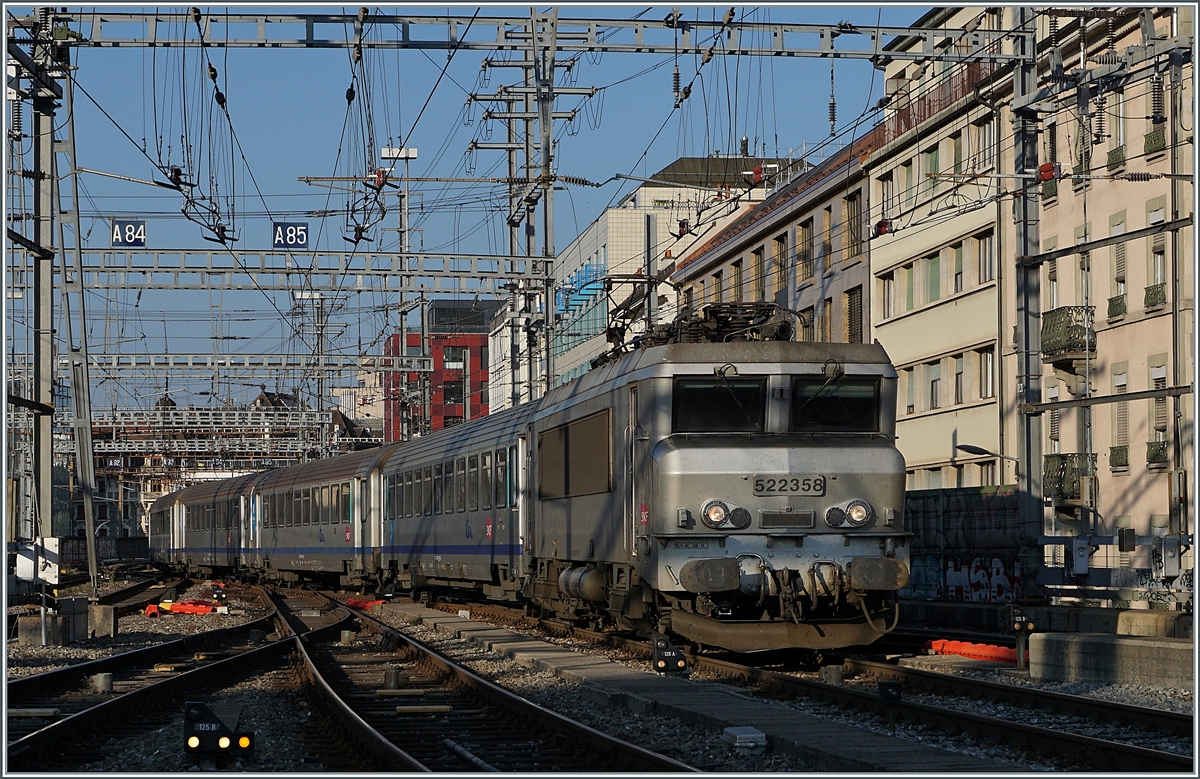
[273,222,308,250]
[111,220,146,248]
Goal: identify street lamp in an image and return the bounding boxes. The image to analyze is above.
[955,444,1020,479]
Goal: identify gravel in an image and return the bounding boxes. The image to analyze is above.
[5,584,267,680]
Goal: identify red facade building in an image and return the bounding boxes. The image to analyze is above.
[383,300,502,440]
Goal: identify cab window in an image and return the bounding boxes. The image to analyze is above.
[790,377,880,432]
[673,377,766,432]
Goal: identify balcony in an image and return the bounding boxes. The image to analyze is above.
[1044,453,1096,504]
[1107,145,1126,171]
[1144,282,1167,311]
[1147,441,1169,466]
[1144,126,1167,157]
[1107,294,1126,321]
[1110,444,1128,469]
[1041,306,1096,364]
[1041,178,1058,201]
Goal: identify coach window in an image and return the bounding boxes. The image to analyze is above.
[404,471,414,518]
[468,455,480,510]
[443,460,455,512]
[481,452,493,510]
[672,377,766,432]
[341,483,351,523]
[320,485,330,524]
[415,469,425,516]
[424,466,434,515]
[303,487,313,526]
[330,485,340,524]
[384,476,394,520]
[538,409,612,499]
[456,458,467,512]
[509,446,519,516]
[292,490,300,526]
[205,504,212,530]
[495,449,507,509]
[392,475,401,520]
[433,465,443,514]
[790,377,881,432]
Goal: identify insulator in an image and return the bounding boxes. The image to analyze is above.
[1049,14,1059,48]
[828,95,837,136]
[740,135,749,156]
[353,43,362,64]
[1107,18,1116,50]
[358,6,368,23]
[1123,171,1156,181]
[10,98,22,141]
[723,7,735,27]
[346,85,356,104]
[1092,95,1106,145]
[672,66,680,98]
[1151,74,1165,122]
[207,63,218,82]
[214,90,226,108]
[190,7,201,26]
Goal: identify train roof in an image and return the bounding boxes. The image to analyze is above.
[253,443,400,492]
[150,472,262,510]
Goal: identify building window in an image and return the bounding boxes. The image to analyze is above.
[951,131,963,175]
[479,380,489,407]
[1114,373,1128,447]
[953,243,964,293]
[712,270,724,303]
[844,286,863,344]
[845,192,862,257]
[800,306,815,342]
[1151,367,1168,443]
[731,260,743,301]
[903,161,915,209]
[904,367,915,415]
[923,145,939,196]
[1047,257,1059,309]
[444,345,467,370]
[773,233,789,297]
[879,173,895,216]
[979,460,996,486]
[977,232,995,283]
[881,273,895,319]
[821,207,833,264]
[953,354,964,404]
[798,220,814,281]
[927,361,941,410]
[1112,90,1125,150]
[925,252,940,303]
[975,115,995,170]
[978,347,995,399]
[1113,222,1127,301]
[751,247,765,300]
[820,298,833,342]
[904,263,915,311]
[443,379,465,405]
[1046,120,1059,167]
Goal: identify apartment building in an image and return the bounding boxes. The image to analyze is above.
[869,6,1193,604]
[673,129,882,346]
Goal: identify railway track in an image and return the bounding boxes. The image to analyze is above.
[545,624,1190,772]
[6,585,275,750]
[316,592,696,771]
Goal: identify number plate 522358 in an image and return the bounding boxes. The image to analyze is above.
[753,475,825,496]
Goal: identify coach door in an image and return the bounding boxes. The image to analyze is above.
[626,385,641,559]
[516,436,529,564]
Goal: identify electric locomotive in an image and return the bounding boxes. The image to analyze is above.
[151,303,910,653]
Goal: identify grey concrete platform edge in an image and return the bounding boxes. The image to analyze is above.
[381,602,1010,772]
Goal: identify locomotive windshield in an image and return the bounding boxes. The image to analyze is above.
[790,377,880,432]
[672,377,766,432]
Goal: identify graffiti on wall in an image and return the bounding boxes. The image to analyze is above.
[901,486,1022,602]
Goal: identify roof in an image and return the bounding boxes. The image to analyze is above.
[674,125,885,276]
[648,155,787,189]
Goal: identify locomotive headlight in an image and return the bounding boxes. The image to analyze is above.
[218,736,231,749]
[845,500,874,527]
[701,500,729,528]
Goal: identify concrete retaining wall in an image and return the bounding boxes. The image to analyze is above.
[1030,633,1193,688]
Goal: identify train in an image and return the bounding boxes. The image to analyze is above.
[150,303,910,653]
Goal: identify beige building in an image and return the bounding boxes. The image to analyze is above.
[868,6,1193,605]
[673,128,883,345]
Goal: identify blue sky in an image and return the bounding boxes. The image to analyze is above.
[10,5,930,407]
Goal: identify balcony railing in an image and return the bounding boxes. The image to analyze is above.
[1110,445,1129,468]
[1041,179,1058,200]
[1144,282,1166,310]
[883,59,1003,144]
[1041,306,1096,361]
[1147,441,1169,465]
[1107,145,1126,171]
[1044,453,1096,503]
[1145,126,1167,156]
[1107,294,1126,320]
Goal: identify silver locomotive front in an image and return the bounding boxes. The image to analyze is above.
[640,342,909,652]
